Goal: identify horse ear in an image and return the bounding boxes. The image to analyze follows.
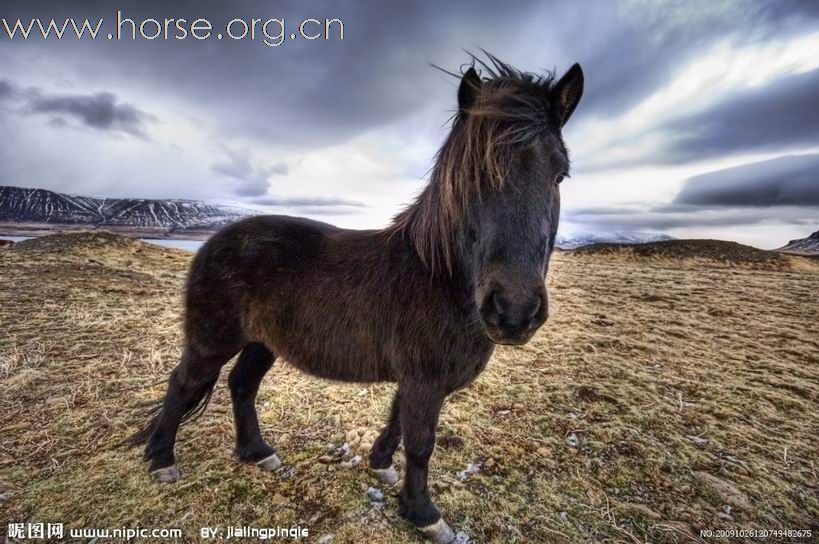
[458,67,482,113]
[552,63,584,127]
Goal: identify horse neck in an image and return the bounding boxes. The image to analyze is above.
[387,188,476,301]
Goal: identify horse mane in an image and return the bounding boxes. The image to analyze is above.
[388,53,558,275]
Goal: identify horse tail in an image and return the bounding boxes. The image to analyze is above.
[124,374,219,448]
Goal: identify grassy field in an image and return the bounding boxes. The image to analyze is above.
[1,233,817,543]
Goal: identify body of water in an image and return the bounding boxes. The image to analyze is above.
[143,239,205,251]
[0,235,205,252]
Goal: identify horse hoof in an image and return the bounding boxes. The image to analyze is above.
[151,465,180,483]
[255,453,282,471]
[371,465,399,486]
[418,518,456,544]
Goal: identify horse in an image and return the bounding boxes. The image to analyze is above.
[128,54,584,543]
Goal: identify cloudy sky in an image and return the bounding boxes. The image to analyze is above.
[1,1,817,248]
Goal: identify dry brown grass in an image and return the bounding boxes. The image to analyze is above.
[1,233,817,543]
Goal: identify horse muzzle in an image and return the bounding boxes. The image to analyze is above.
[478,285,548,345]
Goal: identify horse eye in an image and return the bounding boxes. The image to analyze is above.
[555,173,567,185]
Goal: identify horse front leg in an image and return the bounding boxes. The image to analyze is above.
[369,389,401,485]
[398,381,454,543]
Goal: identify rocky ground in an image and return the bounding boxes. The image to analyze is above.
[1,232,818,543]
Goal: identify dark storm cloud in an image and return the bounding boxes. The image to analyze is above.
[561,2,819,118]
[566,154,819,231]
[15,0,813,146]
[3,1,818,150]
[0,0,548,146]
[671,154,819,208]
[0,78,152,136]
[0,79,13,99]
[27,90,153,137]
[210,146,289,197]
[657,69,819,164]
[565,206,817,231]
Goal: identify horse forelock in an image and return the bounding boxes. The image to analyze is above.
[388,54,558,275]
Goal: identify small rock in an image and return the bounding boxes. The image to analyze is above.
[457,462,482,481]
[367,487,384,502]
[559,511,569,522]
[686,435,708,446]
[317,535,333,544]
[695,471,752,510]
[566,433,579,448]
[454,531,470,543]
[341,455,362,469]
[537,446,552,457]
[318,455,334,464]
[336,442,353,460]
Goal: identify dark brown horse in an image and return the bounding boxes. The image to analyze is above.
[129,54,583,543]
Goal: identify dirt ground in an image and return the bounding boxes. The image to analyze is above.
[1,233,817,543]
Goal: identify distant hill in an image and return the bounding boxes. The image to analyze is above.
[778,230,819,256]
[555,231,674,249]
[568,238,819,271]
[0,185,254,239]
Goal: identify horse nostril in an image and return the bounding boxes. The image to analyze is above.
[492,291,505,316]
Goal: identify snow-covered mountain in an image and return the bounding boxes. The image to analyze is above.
[556,231,674,249]
[0,186,254,232]
[1,185,677,248]
[778,230,819,255]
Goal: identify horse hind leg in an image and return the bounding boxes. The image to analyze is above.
[127,345,236,482]
[228,342,280,470]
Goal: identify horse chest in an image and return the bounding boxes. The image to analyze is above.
[444,345,494,392]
